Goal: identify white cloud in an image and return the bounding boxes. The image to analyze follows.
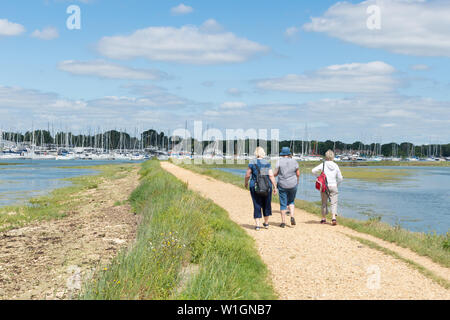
[58,60,168,80]
[0,19,25,36]
[255,61,399,93]
[410,64,430,71]
[31,27,59,40]
[303,0,450,57]
[200,19,224,33]
[220,101,247,109]
[0,84,193,131]
[171,3,194,15]
[0,86,60,109]
[97,84,189,108]
[201,81,215,87]
[284,27,299,42]
[97,20,269,64]
[226,88,244,97]
[1,83,449,143]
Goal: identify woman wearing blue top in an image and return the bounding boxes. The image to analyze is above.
[245,147,277,231]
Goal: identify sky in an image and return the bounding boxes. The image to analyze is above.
[0,0,449,144]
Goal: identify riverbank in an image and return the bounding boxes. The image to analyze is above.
[178,163,449,270]
[0,164,136,232]
[82,160,275,299]
[0,163,140,299]
[164,161,449,299]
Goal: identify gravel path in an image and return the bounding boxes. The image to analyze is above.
[161,162,450,300]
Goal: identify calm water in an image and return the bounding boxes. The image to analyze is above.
[0,159,138,207]
[219,166,450,234]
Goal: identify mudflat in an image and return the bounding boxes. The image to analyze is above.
[0,167,140,300]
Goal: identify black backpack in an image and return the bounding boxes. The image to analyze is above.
[254,161,270,196]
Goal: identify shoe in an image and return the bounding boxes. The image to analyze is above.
[290,217,296,226]
[255,226,261,231]
[320,219,326,224]
[263,223,269,229]
[280,223,286,228]
[332,219,337,226]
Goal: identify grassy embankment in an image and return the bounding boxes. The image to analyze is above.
[336,160,450,167]
[0,164,136,232]
[81,160,276,300]
[177,161,450,270]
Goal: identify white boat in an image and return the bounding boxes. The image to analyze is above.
[31,154,56,160]
[0,153,24,160]
[56,154,76,160]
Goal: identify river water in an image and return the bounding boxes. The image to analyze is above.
[0,159,137,207]
[219,166,450,235]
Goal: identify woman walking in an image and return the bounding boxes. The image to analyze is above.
[312,150,343,225]
[245,147,277,231]
[274,147,300,228]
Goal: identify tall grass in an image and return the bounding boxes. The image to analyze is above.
[179,163,450,268]
[81,160,276,300]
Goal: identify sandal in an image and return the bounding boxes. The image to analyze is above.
[290,217,296,226]
[255,226,261,231]
[320,219,327,224]
[263,223,269,229]
[280,223,286,228]
[332,219,337,226]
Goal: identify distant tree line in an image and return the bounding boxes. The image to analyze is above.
[2,130,449,157]
[1,130,169,150]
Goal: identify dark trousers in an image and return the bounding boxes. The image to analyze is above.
[250,186,272,219]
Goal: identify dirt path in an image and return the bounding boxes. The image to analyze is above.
[161,162,450,300]
[0,166,141,300]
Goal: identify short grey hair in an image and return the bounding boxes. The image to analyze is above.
[325,150,335,161]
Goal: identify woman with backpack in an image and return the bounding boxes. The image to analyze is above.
[245,147,278,231]
[274,147,300,228]
[312,150,343,225]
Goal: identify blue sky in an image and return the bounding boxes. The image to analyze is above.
[0,0,449,144]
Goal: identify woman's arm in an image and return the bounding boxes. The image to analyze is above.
[244,167,251,189]
[268,169,278,195]
[273,160,280,177]
[296,168,300,184]
[336,166,344,185]
[311,164,322,176]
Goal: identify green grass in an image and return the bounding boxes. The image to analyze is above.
[0,164,136,232]
[174,160,415,182]
[0,162,22,166]
[178,162,450,269]
[81,160,276,300]
[338,168,412,182]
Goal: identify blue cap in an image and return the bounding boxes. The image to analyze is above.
[280,147,291,156]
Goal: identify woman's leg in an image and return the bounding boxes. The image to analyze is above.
[287,187,297,218]
[250,187,263,227]
[321,191,328,219]
[329,186,339,221]
[288,204,295,218]
[262,187,273,225]
[278,187,288,224]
